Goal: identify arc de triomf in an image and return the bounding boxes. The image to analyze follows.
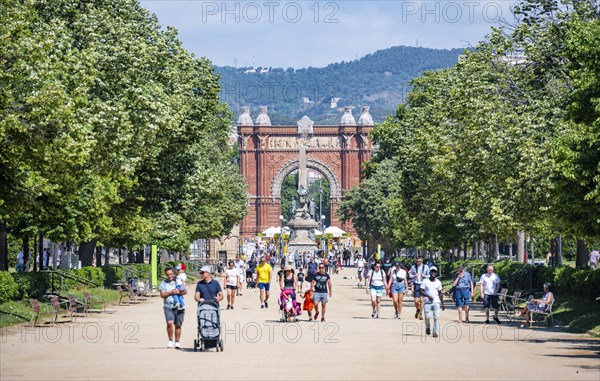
[237,105,374,238]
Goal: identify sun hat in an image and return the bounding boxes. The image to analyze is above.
[176,263,186,271]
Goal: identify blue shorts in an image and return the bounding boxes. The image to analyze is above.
[258,282,270,291]
[413,283,423,298]
[455,288,470,307]
[369,285,384,298]
[313,292,328,304]
[392,282,406,294]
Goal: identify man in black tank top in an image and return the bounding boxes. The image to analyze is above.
[311,264,332,322]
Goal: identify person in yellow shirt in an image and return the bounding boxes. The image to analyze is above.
[256,257,273,309]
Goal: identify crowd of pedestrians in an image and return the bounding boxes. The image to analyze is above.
[160,243,565,348]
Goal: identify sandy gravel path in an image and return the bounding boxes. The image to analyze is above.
[1,266,598,380]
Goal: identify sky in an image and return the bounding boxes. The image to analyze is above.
[140,0,520,69]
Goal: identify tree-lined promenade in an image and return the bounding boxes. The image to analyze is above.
[0,0,247,269]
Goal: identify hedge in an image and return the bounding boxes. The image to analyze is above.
[439,260,600,299]
[396,258,600,299]
[0,272,18,304]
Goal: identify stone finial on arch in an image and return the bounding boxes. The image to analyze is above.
[271,158,341,200]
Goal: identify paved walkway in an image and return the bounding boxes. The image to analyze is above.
[1,266,599,380]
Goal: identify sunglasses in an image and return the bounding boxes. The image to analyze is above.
[318,266,325,269]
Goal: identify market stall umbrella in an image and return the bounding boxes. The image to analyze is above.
[261,226,277,238]
[324,226,346,238]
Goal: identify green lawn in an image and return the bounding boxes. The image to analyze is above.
[552,297,600,337]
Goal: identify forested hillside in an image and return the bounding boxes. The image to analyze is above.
[215,46,464,124]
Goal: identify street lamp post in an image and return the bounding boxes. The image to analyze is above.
[279,215,284,261]
[319,180,323,225]
[320,215,326,252]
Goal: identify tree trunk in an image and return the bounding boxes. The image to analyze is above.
[52,243,59,270]
[38,235,44,271]
[33,236,38,272]
[508,236,513,261]
[576,239,588,268]
[0,221,7,271]
[23,234,30,271]
[557,235,563,267]
[161,249,169,263]
[529,232,535,263]
[550,237,557,267]
[95,246,102,267]
[104,245,110,266]
[79,239,98,267]
[135,249,144,263]
[494,234,499,260]
[517,230,525,263]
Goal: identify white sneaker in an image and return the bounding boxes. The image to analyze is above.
[174,342,181,349]
[167,340,174,348]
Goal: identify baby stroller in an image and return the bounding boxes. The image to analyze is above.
[194,301,224,352]
[246,269,257,289]
[279,288,301,322]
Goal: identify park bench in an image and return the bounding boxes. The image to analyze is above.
[66,294,88,320]
[504,291,522,321]
[497,288,509,312]
[83,292,106,313]
[117,285,130,305]
[127,284,142,304]
[530,297,555,327]
[29,299,42,327]
[516,296,555,327]
[49,296,71,324]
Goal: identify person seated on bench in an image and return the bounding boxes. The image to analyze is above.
[518,282,554,327]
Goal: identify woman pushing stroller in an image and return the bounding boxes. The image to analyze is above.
[278,266,301,321]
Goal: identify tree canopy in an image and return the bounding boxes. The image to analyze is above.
[339,0,600,261]
[0,0,247,267]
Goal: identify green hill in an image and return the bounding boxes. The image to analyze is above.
[215,45,464,125]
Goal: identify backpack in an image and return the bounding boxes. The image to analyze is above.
[369,269,385,287]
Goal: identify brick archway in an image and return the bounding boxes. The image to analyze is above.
[270,157,342,200]
[237,107,374,237]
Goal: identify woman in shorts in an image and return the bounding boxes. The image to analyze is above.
[387,262,409,319]
[224,260,241,310]
[365,261,388,319]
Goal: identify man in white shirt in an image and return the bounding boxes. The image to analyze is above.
[420,266,445,338]
[354,254,366,288]
[409,256,430,319]
[479,264,502,324]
